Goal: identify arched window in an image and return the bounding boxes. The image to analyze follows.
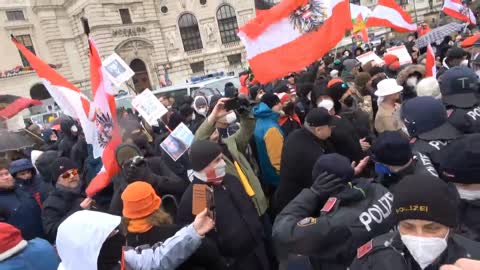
[217,5,239,44]
[179,13,203,52]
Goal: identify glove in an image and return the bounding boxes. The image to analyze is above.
[310,172,347,199]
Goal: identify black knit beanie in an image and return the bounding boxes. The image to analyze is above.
[260,92,280,108]
[190,140,223,172]
[312,153,354,182]
[115,143,142,167]
[50,157,77,184]
[393,174,458,228]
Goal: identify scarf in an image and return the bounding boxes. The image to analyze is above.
[127,218,153,233]
[279,113,301,127]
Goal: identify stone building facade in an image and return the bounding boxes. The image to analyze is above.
[0,0,444,102]
[0,0,260,100]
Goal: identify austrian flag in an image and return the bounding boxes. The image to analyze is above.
[238,0,352,84]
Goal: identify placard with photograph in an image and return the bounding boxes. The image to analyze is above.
[102,53,135,86]
[132,89,168,126]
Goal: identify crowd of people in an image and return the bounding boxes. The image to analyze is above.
[3,28,480,270]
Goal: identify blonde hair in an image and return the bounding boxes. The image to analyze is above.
[121,208,173,234]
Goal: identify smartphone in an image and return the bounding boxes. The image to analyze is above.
[224,98,240,111]
[192,184,215,220]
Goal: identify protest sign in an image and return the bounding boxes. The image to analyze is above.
[102,53,135,86]
[356,51,384,66]
[160,123,194,161]
[386,45,412,65]
[132,89,168,126]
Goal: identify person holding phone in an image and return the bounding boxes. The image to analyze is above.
[121,181,224,270]
[177,140,271,270]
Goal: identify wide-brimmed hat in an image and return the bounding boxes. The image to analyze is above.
[375,79,403,97]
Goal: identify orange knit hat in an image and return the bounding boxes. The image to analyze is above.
[121,181,161,219]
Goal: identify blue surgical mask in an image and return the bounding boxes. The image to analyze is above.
[375,163,392,176]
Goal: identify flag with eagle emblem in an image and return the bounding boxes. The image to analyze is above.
[442,0,476,25]
[239,0,352,84]
[85,37,122,198]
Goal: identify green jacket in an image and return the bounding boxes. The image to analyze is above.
[194,114,268,216]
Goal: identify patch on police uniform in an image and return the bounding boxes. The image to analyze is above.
[447,109,454,118]
[321,197,337,213]
[297,217,317,227]
[357,240,373,259]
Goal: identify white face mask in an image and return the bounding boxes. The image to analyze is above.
[71,125,78,133]
[225,112,237,124]
[317,99,334,111]
[406,77,418,87]
[461,59,469,67]
[401,232,448,269]
[344,52,350,57]
[193,159,227,183]
[197,108,208,117]
[476,70,480,78]
[456,185,480,201]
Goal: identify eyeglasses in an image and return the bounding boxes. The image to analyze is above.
[61,169,78,179]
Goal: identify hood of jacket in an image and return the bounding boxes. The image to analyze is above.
[56,210,121,270]
[60,118,77,139]
[253,102,280,121]
[35,151,59,183]
[396,64,425,87]
[9,158,35,177]
[42,129,56,143]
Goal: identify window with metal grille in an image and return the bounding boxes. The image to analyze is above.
[190,61,205,73]
[179,13,203,52]
[119,9,132,24]
[217,5,239,44]
[227,54,242,66]
[16,34,35,67]
[349,0,361,5]
[6,10,25,21]
[397,0,408,6]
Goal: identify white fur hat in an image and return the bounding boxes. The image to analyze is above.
[416,77,442,100]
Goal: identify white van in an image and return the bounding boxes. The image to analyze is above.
[151,74,240,104]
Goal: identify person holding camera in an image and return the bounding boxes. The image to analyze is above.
[194,97,268,217]
[108,143,188,217]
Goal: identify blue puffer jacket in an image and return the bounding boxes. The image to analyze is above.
[0,238,60,270]
[253,102,283,187]
[0,188,45,240]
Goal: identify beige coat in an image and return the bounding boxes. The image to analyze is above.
[375,103,402,133]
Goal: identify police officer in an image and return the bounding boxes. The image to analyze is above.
[401,96,462,159]
[372,131,438,191]
[432,134,480,242]
[273,154,394,270]
[350,174,480,270]
[438,66,480,134]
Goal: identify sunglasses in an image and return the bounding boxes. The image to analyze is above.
[61,169,78,179]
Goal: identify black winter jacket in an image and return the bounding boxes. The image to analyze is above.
[177,176,270,270]
[273,180,395,270]
[273,128,334,216]
[41,188,84,243]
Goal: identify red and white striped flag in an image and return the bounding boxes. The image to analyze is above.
[84,38,122,197]
[12,37,97,147]
[238,0,353,84]
[442,0,476,25]
[425,44,437,78]
[366,0,417,32]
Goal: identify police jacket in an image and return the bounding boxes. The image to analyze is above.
[350,231,480,270]
[447,104,480,134]
[375,155,438,191]
[272,179,395,270]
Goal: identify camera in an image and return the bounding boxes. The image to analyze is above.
[130,156,146,169]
